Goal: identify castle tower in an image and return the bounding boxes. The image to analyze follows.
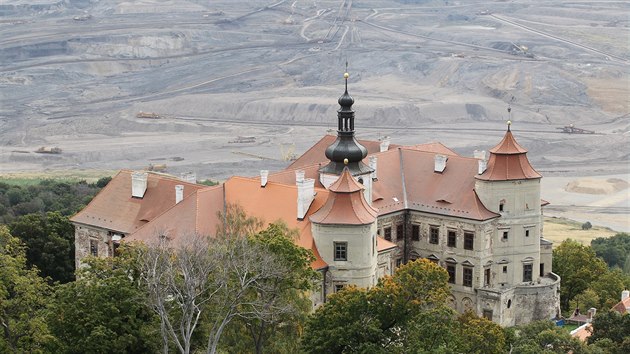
[475,121,543,286]
[311,165,379,290]
[319,71,374,203]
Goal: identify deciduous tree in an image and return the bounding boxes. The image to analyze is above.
[0,225,51,352]
[553,239,607,311]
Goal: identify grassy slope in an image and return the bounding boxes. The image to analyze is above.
[544,216,617,247]
[0,170,116,186]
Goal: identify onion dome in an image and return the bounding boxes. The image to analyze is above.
[477,121,541,181]
[319,71,373,176]
[310,167,377,225]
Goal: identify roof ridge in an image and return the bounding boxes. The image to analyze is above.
[70,170,124,222]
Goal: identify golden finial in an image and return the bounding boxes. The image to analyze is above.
[343,158,349,165]
[507,120,512,131]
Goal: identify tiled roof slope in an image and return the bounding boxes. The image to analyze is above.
[612,296,630,314]
[477,129,541,181]
[310,168,378,225]
[288,135,400,170]
[70,170,205,233]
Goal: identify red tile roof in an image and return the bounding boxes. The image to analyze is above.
[288,135,399,170]
[477,129,541,181]
[612,296,630,314]
[310,168,378,225]
[70,170,205,233]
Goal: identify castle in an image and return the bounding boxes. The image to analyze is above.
[71,74,560,326]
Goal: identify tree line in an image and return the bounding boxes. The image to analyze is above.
[1,178,629,353]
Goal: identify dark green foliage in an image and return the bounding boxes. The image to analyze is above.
[45,248,160,354]
[199,179,219,186]
[592,233,630,273]
[95,176,112,188]
[588,311,630,353]
[9,212,75,284]
[507,320,590,354]
[301,259,462,353]
[582,221,593,230]
[0,179,103,223]
[0,226,52,352]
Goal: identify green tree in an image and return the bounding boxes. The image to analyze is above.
[588,268,627,309]
[507,320,590,354]
[9,211,75,283]
[0,225,52,352]
[454,311,506,354]
[45,246,160,354]
[301,259,452,353]
[588,311,630,353]
[221,221,319,354]
[592,233,630,272]
[553,239,607,311]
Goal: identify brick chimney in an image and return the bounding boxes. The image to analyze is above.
[131,171,148,198]
[175,185,184,204]
[296,170,314,220]
[434,154,447,173]
[379,137,390,152]
[260,170,269,188]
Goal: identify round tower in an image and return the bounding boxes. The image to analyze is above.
[311,165,379,289]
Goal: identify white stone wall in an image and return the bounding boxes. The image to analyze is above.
[311,222,378,289]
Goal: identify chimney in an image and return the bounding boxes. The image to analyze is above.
[260,170,269,187]
[473,150,487,160]
[588,308,597,322]
[369,156,378,180]
[180,172,196,184]
[622,290,629,301]
[434,154,447,173]
[131,171,148,198]
[478,159,488,175]
[295,170,305,183]
[379,137,390,152]
[175,185,184,204]
[297,176,315,220]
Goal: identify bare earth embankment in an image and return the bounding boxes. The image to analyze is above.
[1,0,628,233]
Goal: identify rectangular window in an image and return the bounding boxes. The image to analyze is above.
[396,224,403,242]
[463,267,473,287]
[335,284,344,293]
[464,232,474,250]
[502,231,509,241]
[484,268,491,286]
[482,309,493,321]
[89,239,98,256]
[384,227,392,241]
[503,266,508,273]
[447,230,456,247]
[540,263,545,276]
[447,264,456,284]
[334,242,347,261]
[412,225,420,241]
[525,229,530,237]
[523,264,533,282]
[429,227,439,244]
[396,258,403,268]
[499,202,504,212]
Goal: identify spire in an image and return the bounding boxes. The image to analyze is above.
[477,121,541,181]
[319,68,372,177]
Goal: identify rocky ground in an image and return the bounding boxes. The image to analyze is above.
[0,0,628,230]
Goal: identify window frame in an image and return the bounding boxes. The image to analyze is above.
[384,227,392,241]
[463,267,473,287]
[447,264,456,284]
[464,232,474,250]
[502,231,509,241]
[334,242,348,261]
[523,263,533,282]
[89,239,98,257]
[447,230,456,247]
[412,224,420,241]
[429,226,439,245]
